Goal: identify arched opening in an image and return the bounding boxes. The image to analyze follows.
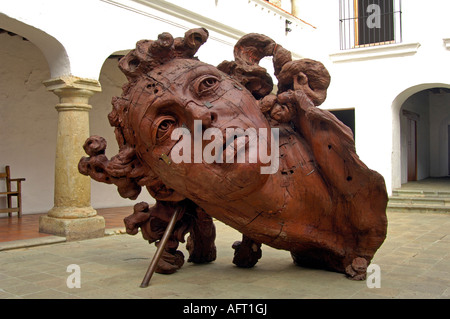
[88,51,155,209]
[0,13,70,78]
[0,27,57,215]
[392,84,450,190]
[0,15,73,217]
[89,52,129,209]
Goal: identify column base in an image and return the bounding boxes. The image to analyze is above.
[39,215,105,241]
[48,205,98,219]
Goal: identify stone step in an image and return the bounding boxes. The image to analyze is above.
[389,179,450,213]
[387,203,450,213]
[388,196,450,206]
[391,189,450,198]
[388,189,450,213]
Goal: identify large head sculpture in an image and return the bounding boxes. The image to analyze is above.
[79,28,387,281]
[80,28,330,204]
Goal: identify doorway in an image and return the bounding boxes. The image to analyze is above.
[392,85,450,190]
[402,109,419,182]
[406,117,417,181]
[448,125,450,175]
[330,109,355,138]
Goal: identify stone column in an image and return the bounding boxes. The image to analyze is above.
[291,0,300,17]
[39,76,105,241]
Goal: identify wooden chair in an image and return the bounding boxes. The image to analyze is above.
[0,166,25,218]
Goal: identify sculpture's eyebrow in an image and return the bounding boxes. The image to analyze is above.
[176,64,223,86]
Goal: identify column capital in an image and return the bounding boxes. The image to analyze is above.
[43,76,102,112]
[43,75,102,93]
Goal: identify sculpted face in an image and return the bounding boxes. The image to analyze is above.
[79,30,389,281]
[127,58,272,202]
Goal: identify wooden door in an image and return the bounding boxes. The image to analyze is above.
[407,118,417,181]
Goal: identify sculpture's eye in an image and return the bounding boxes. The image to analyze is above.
[156,117,176,141]
[195,75,219,96]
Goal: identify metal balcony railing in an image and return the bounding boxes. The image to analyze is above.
[339,0,402,50]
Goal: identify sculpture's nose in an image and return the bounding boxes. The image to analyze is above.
[187,103,217,129]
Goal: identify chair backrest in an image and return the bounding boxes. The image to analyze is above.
[0,166,11,191]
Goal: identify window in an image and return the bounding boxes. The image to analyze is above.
[339,0,402,50]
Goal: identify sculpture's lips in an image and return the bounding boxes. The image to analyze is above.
[222,135,248,163]
[218,127,254,164]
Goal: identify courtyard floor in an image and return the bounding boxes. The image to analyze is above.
[0,210,449,300]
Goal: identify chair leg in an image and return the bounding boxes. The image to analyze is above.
[18,195,22,218]
[7,194,12,218]
[17,181,23,218]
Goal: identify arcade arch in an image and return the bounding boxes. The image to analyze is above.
[392,84,450,190]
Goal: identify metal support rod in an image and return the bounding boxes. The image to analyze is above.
[140,208,180,288]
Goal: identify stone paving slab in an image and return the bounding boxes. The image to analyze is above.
[0,236,66,252]
[0,211,449,300]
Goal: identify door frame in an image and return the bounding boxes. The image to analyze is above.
[403,109,419,181]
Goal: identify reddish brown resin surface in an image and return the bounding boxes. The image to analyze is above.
[79,28,388,280]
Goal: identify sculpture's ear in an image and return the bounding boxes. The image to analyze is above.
[292,71,328,106]
[277,59,330,106]
[292,71,327,106]
[293,72,308,89]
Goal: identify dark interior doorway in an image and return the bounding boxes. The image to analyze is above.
[406,117,417,181]
[448,125,450,175]
[330,109,356,138]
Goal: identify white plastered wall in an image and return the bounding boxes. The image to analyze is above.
[0,32,57,213]
[0,0,312,214]
[0,33,155,214]
[3,0,449,208]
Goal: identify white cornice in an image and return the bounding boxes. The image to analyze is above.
[329,42,421,63]
[248,0,316,29]
[101,0,305,59]
[101,0,245,44]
